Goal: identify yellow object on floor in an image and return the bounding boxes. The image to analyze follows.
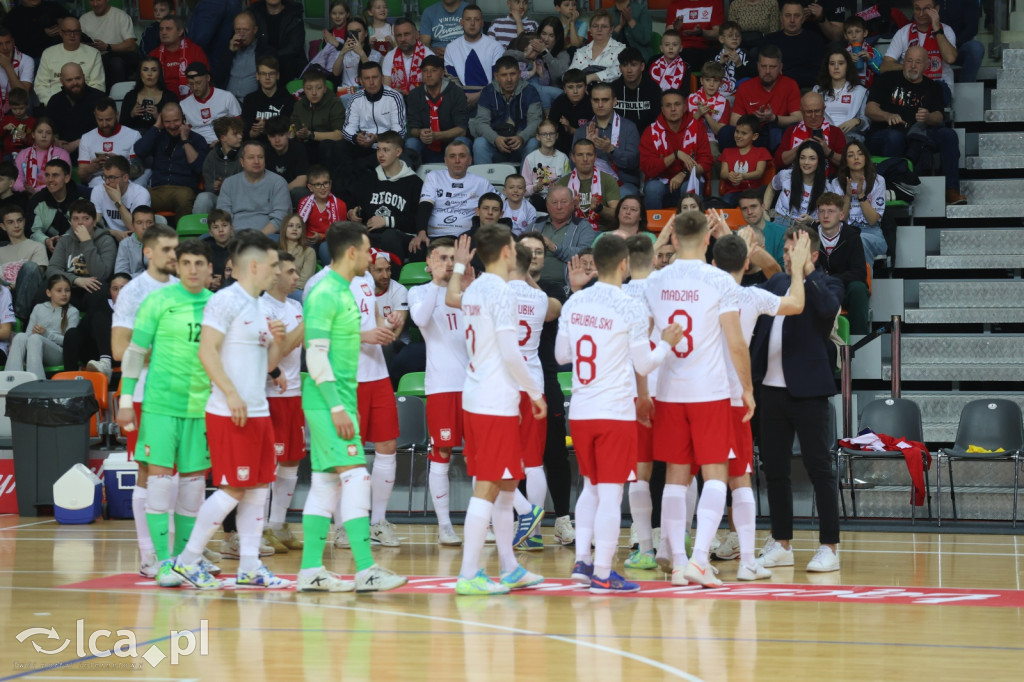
[966,445,1006,453]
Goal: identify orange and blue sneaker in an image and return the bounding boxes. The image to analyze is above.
[571,560,594,586]
[589,571,640,595]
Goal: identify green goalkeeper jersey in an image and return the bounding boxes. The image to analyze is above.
[302,269,360,412]
[125,283,213,418]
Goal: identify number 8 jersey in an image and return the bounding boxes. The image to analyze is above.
[644,258,740,403]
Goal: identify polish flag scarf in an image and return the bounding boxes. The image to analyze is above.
[390,41,428,95]
[591,113,621,179]
[649,55,687,91]
[907,23,944,82]
[566,169,603,230]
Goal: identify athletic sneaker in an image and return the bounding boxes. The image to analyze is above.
[269,524,303,550]
[570,560,594,586]
[370,521,401,547]
[513,505,545,548]
[485,528,496,544]
[655,536,672,573]
[297,567,355,592]
[140,551,158,578]
[86,357,112,380]
[712,531,740,561]
[219,532,275,559]
[624,549,657,570]
[520,534,543,551]
[553,515,575,545]
[737,563,772,581]
[172,559,220,590]
[590,571,640,595]
[438,525,462,546]
[237,565,294,588]
[806,546,840,572]
[710,533,722,555]
[155,560,182,588]
[757,537,794,568]
[683,560,723,588]
[499,565,544,590]
[200,557,221,576]
[670,567,688,586]
[203,547,223,563]
[355,564,407,592]
[334,526,350,549]
[262,528,289,554]
[455,570,510,596]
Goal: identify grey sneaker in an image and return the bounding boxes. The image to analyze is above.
[370,521,401,547]
[355,564,407,593]
[298,567,355,592]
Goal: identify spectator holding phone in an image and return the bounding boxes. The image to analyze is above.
[120,56,176,134]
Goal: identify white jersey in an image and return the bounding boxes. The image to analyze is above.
[461,272,520,417]
[202,282,273,418]
[407,281,468,395]
[622,276,659,400]
[556,282,652,421]
[112,271,179,402]
[508,279,548,390]
[78,125,141,187]
[420,170,493,237]
[0,50,34,113]
[826,175,886,226]
[90,182,151,232]
[727,285,780,405]
[180,87,242,143]
[302,266,329,301]
[376,281,408,317]
[771,170,817,222]
[503,199,537,236]
[644,259,740,403]
[262,293,303,398]
[351,272,389,383]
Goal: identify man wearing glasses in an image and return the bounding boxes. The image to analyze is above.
[90,155,151,239]
[34,16,105,105]
[240,56,293,141]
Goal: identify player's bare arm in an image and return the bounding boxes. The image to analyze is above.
[721,310,755,421]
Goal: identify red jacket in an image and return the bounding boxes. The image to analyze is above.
[639,112,713,183]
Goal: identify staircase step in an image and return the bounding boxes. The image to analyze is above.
[918,281,1024,308]
[945,204,1024,219]
[1003,48,1024,69]
[990,89,1024,108]
[995,68,1024,88]
[927,255,1024,269]
[887,363,1024,381]
[957,180,1021,205]
[967,155,1024,169]
[977,132,1024,157]
[905,307,1024,323]
[894,335,1024,375]
[938,229,1024,255]
[985,109,1024,122]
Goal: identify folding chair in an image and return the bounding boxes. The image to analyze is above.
[557,371,572,397]
[646,209,675,234]
[396,395,430,515]
[398,262,430,286]
[396,372,426,397]
[937,399,1023,527]
[467,163,517,190]
[177,213,209,237]
[52,371,110,439]
[417,163,446,181]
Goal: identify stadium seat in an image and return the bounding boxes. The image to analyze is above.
[286,79,305,96]
[646,209,675,233]
[396,395,429,514]
[10,320,63,374]
[716,207,747,230]
[396,371,426,397]
[52,371,110,439]
[177,213,209,237]
[467,164,517,189]
[398,262,430,286]
[0,371,38,446]
[650,31,661,53]
[839,397,930,522]
[109,81,134,115]
[558,371,572,397]
[937,399,1023,527]
[417,163,446,181]
[836,315,850,345]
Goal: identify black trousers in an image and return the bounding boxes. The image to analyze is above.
[542,373,572,518]
[62,286,113,370]
[758,385,840,545]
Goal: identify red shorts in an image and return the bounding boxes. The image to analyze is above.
[358,378,399,444]
[570,419,637,484]
[652,399,734,467]
[637,419,654,464]
[463,411,523,481]
[127,402,142,460]
[269,395,306,463]
[518,392,547,468]
[426,391,464,462]
[206,414,277,488]
[729,405,754,479]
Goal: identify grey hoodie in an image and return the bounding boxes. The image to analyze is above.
[47,226,117,286]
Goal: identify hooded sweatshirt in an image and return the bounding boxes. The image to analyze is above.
[611,73,662,132]
[47,225,117,285]
[355,161,424,234]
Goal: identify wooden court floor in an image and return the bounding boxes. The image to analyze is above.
[1,517,1023,681]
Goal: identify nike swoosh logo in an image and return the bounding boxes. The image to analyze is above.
[244,320,253,325]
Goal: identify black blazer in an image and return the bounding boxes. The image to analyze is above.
[750,267,843,398]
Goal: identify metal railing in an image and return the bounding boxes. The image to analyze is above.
[840,314,902,439]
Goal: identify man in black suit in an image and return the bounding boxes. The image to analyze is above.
[749,223,844,573]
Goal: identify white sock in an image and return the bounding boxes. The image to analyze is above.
[133,485,154,554]
[460,497,493,579]
[174,475,206,520]
[662,484,689,567]
[236,488,269,574]
[492,490,517,574]
[685,479,698,535]
[513,487,533,515]
[692,479,728,565]
[732,486,757,567]
[524,466,547,510]
[179,490,238,566]
[428,461,452,527]
[574,478,597,563]
[269,466,299,528]
[370,452,397,525]
[339,468,371,522]
[167,474,179,539]
[629,480,653,553]
[593,483,624,580]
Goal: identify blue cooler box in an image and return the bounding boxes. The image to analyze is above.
[53,463,102,524]
[103,455,137,519]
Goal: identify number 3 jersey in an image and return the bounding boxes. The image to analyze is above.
[460,272,522,417]
[644,258,740,403]
[508,279,549,391]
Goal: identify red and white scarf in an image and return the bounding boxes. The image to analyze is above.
[22,146,58,190]
[687,89,727,142]
[390,41,428,95]
[649,55,687,91]
[789,119,836,170]
[427,93,444,152]
[297,194,343,225]
[591,113,621,179]
[157,38,192,97]
[649,115,699,158]
[907,23,944,82]
[566,169,603,230]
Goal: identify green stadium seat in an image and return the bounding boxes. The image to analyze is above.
[177,213,208,237]
[396,371,426,397]
[399,262,430,286]
[837,315,850,345]
[558,371,572,397]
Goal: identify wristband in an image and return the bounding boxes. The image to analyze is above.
[330,404,347,414]
[119,394,134,410]
[453,263,466,275]
[268,367,281,379]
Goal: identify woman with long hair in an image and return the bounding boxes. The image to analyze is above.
[813,48,868,139]
[828,139,887,262]
[764,139,826,226]
[120,56,176,132]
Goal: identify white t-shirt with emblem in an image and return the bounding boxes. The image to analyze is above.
[112,271,179,402]
[623,276,659,399]
[0,50,34,113]
[180,87,242,143]
[261,293,303,398]
[78,125,142,187]
[827,174,886,226]
[376,280,408,317]
[350,272,390,383]
[503,199,537,236]
[771,169,817,222]
[420,170,493,237]
[726,285,780,405]
[644,259,740,403]
[90,182,151,232]
[461,272,520,417]
[508,279,548,390]
[408,281,468,395]
[202,282,273,417]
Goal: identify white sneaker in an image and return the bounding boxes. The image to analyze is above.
[682,560,723,588]
[806,545,840,572]
[370,521,401,547]
[438,524,462,546]
[670,567,688,586]
[757,537,794,568]
[710,533,722,555]
[334,526,349,549]
[712,531,740,561]
[219,531,274,558]
[298,567,355,592]
[86,357,112,380]
[139,551,158,578]
[355,564,407,592]
[200,557,221,576]
[553,515,575,545]
[203,547,223,563]
[737,563,773,581]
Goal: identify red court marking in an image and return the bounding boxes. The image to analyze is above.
[57,574,1024,607]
